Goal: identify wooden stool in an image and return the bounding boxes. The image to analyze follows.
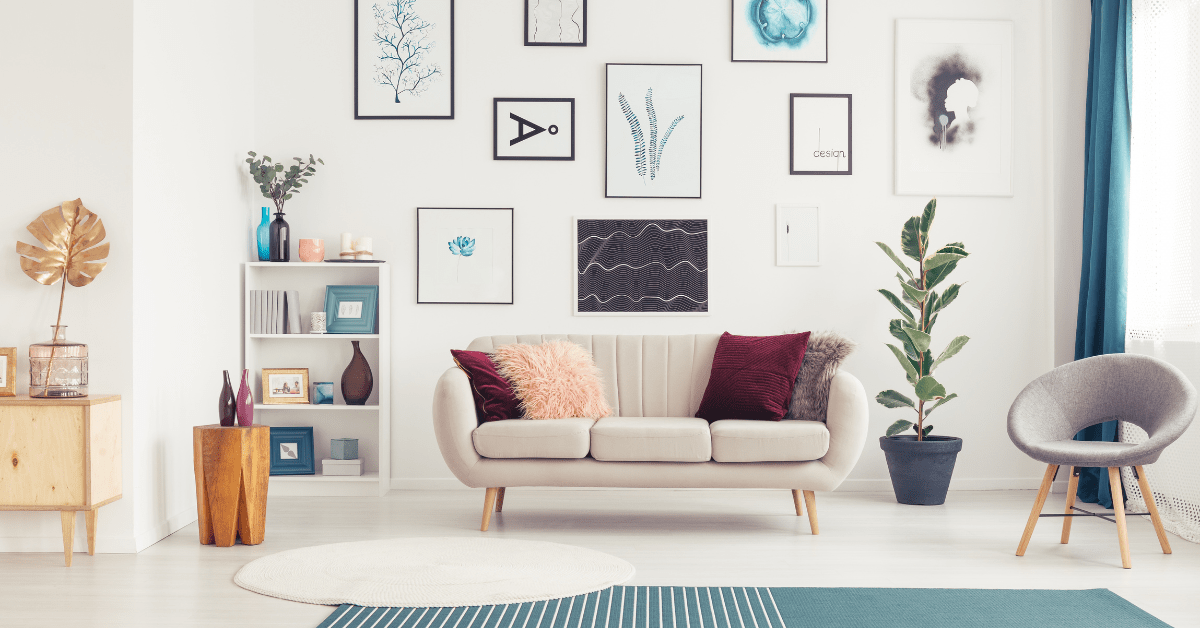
[192,425,270,547]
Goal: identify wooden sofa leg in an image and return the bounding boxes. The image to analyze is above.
[802,490,819,535]
[481,488,500,531]
[495,487,506,513]
[791,490,804,516]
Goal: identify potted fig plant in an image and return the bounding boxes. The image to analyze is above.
[875,199,970,505]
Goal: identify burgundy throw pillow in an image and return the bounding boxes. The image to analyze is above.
[451,349,520,423]
[695,332,812,422]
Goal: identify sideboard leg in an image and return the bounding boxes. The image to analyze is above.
[60,511,75,567]
[86,509,98,555]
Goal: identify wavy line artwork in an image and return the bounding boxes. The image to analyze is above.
[529,0,584,44]
[577,219,708,314]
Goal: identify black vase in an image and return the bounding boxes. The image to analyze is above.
[218,370,236,427]
[341,341,374,405]
[269,210,290,262]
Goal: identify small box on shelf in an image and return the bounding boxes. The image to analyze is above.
[322,459,363,476]
[331,438,359,460]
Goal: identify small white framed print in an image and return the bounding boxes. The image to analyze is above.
[790,93,851,175]
[493,98,575,161]
[776,205,820,266]
[417,207,514,304]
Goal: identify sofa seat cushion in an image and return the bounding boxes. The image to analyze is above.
[710,419,830,462]
[590,417,712,462]
[472,418,594,459]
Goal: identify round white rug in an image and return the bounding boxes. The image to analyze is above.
[234,537,635,607]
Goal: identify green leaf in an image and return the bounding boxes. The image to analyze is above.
[937,245,968,257]
[929,335,970,373]
[886,344,920,384]
[889,319,918,358]
[283,193,293,200]
[924,393,958,417]
[317,158,324,165]
[926,314,939,334]
[274,164,283,172]
[918,199,936,249]
[919,349,933,376]
[924,251,966,271]
[247,151,257,157]
[924,260,957,290]
[899,278,928,305]
[914,376,947,401]
[903,327,931,353]
[921,424,934,437]
[933,284,960,313]
[876,242,914,279]
[900,216,923,261]
[264,155,272,162]
[877,390,916,410]
[886,419,915,436]
[879,290,916,325]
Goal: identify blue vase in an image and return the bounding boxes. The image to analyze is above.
[255,207,271,261]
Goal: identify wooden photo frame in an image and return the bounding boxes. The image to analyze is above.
[261,368,311,405]
[270,426,316,475]
[0,347,15,397]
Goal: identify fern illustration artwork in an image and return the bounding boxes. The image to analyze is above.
[618,88,685,183]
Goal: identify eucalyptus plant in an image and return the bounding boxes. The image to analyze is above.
[876,199,970,440]
[245,151,323,214]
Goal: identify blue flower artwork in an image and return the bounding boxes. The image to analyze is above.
[448,236,476,281]
[732,0,827,63]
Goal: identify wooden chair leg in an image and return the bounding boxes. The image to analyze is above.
[495,487,506,513]
[1109,467,1132,569]
[1017,463,1058,556]
[791,489,804,516]
[60,511,75,567]
[85,509,98,556]
[802,490,819,535]
[1134,466,1171,554]
[481,488,500,532]
[1061,466,1079,544]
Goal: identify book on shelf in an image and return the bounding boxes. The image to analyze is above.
[250,289,304,334]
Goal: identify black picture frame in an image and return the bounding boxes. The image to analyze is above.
[493,98,576,161]
[270,427,316,476]
[524,0,586,46]
[416,207,515,304]
[605,63,703,199]
[730,0,829,64]
[789,93,852,175]
[354,0,455,120]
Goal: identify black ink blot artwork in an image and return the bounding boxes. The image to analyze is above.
[912,52,982,150]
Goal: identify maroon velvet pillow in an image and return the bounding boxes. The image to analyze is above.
[695,332,812,422]
[451,349,520,423]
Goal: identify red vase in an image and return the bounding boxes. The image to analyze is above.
[236,368,254,426]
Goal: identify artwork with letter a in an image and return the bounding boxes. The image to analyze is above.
[606,64,703,199]
[895,19,1013,196]
[575,218,708,316]
[493,98,575,160]
[790,93,851,175]
[354,0,454,119]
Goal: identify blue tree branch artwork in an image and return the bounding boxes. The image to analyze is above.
[618,88,684,183]
[372,0,442,104]
[448,236,475,282]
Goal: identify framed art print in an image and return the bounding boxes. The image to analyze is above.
[895,19,1013,196]
[732,0,828,63]
[417,207,514,304]
[606,64,702,199]
[574,218,708,316]
[525,0,585,46]
[0,347,15,397]
[354,0,454,119]
[776,205,820,266]
[324,285,380,333]
[494,98,575,160]
[790,93,851,175]
[270,426,316,475]
[261,368,311,405]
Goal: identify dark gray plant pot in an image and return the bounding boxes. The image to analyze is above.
[879,435,963,505]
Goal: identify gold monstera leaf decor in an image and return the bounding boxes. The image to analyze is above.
[17,198,109,287]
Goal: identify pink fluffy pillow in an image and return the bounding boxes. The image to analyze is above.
[491,340,614,420]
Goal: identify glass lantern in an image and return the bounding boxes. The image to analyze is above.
[29,325,88,398]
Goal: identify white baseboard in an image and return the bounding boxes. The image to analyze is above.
[134,507,197,553]
[389,478,1072,493]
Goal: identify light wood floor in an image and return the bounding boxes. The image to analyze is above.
[2,489,1198,627]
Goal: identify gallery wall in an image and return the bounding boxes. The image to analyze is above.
[253,0,1062,490]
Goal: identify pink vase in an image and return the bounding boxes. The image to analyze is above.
[236,369,254,426]
[298,238,325,262]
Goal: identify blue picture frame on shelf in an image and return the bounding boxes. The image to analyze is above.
[270,426,316,475]
[324,285,379,334]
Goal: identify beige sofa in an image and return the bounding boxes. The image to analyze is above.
[433,334,869,533]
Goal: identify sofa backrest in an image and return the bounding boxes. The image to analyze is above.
[466,335,721,418]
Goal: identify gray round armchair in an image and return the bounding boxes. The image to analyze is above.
[1007,353,1197,568]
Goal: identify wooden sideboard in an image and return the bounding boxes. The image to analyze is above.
[0,394,122,566]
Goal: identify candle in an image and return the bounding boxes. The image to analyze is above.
[353,237,372,252]
[340,232,353,253]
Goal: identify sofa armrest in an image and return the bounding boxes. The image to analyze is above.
[432,367,482,485]
[819,370,869,485]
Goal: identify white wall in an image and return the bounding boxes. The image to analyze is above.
[254,0,1061,490]
[0,0,137,551]
[130,0,255,550]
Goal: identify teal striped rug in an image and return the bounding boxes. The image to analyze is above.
[315,586,1170,628]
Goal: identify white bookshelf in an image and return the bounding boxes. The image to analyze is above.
[243,262,390,497]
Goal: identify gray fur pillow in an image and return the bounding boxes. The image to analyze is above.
[786,331,856,421]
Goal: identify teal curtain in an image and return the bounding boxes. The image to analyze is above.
[1073,0,1132,509]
